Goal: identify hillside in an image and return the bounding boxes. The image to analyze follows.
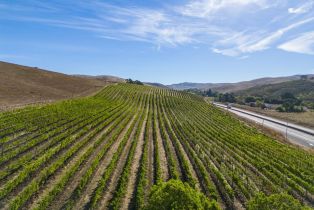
[0,83,312,210]
[74,75,124,83]
[0,61,121,108]
[236,79,314,102]
[145,82,169,88]
[168,75,314,92]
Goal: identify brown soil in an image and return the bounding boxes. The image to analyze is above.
[97,114,145,209]
[0,61,122,109]
[162,108,201,189]
[23,113,120,210]
[147,119,155,188]
[154,112,169,181]
[120,106,149,209]
[73,114,137,210]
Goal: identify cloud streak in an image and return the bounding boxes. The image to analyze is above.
[214,17,314,56]
[1,0,314,56]
[278,31,314,55]
[176,0,275,18]
[288,1,314,14]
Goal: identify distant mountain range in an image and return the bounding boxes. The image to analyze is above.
[2,60,313,108]
[167,75,314,93]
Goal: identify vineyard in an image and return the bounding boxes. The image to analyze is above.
[0,83,313,210]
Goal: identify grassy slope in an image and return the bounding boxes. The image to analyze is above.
[236,79,314,102]
[0,61,120,107]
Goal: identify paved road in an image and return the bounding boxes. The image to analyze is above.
[213,103,314,149]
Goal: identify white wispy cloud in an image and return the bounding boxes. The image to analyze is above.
[240,17,314,51]
[278,31,314,55]
[212,17,314,56]
[288,1,314,14]
[1,0,314,57]
[176,0,272,18]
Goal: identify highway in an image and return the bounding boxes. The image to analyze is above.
[213,103,314,149]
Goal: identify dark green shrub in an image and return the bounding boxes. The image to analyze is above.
[145,179,220,210]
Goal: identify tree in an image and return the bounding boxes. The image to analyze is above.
[275,92,304,112]
[204,89,216,97]
[247,193,310,210]
[125,78,143,85]
[245,96,256,103]
[281,92,296,100]
[145,179,220,210]
[300,75,308,80]
[215,93,236,103]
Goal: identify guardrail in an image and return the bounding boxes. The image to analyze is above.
[213,103,314,137]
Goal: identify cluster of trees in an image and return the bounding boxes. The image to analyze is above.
[215,93,236,103]
[125,79,144,85]
[275,92,304,112]
[185,89,238,104]
[184,88,217,97]
[213,90,306,112]
[241,93,304,112]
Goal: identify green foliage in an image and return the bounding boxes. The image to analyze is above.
[184,89,217,97]
[215,92,236,103]
[1,83,313,210]
[145,179,220,210]
[247,193,310,210]
[237,79,314,108]
[276,93,304,112]
[245,96,256,103]
[126,78,144,85]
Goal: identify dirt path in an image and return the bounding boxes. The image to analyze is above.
[147,120,154,188]
[97,115,144,210]
[162,109,201,190]
[120,106,149,210]
[0,114,109,209]
[23,113,125,210]
[0,118,85,186]
[47,113,135,210]
[162,122,182,179]
[154,114,169,181]
[72,114,137,210]
[157,105,182,179]
[0,116,93,184]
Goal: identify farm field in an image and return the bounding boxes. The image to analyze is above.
[0,83,313,210]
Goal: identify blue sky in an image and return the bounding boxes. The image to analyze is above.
[1,0,314,84]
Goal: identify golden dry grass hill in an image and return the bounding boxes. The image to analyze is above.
[0,61,123,108]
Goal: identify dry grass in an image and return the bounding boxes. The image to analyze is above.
[235,104,314,129]
[0,61,122,108]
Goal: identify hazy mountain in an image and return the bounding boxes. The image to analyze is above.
[236,79,314,103]
[168,75,314,93]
